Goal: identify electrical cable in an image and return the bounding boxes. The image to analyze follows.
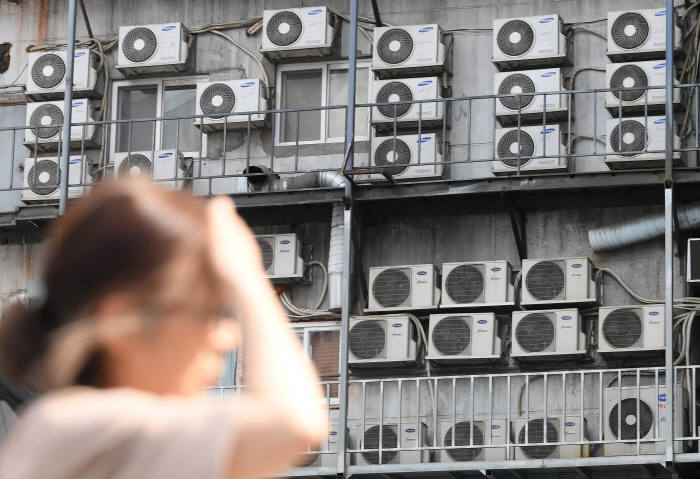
[567,66,605,91]
[569,25,607,41]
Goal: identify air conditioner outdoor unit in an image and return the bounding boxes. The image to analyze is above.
[603,385,686,455]
[348,316,418,367]
[521,257,596,307]
[26,49,100,100]
[192,158,246,196]
[195,79,267,132]
[440,261,514,307]
[607,9,682,61]
[510,309,586,359]
[372,24,447,78]
[261,6,335,61]
[366,133,443,181]
[427,313,501,362]
[439,417,507,462]
[21,156,88,203]
[112,150,186,190]
[598,304,665,355]
[298,411,349,469]
[605,116,682,170]
[605,61,680,114]
[367,264,440,312]
[24,100,96,151]
[255,233,304,283]
[513,417,588,459]
[493,124,567,175]
[494,68,568,126]
[492,14,571,70]
[117,22,190,74]
[352,420,430,465]
[371,77,444,131]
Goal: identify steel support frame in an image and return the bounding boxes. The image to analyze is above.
[58,0,78,215]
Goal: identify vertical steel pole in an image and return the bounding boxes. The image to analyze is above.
[59,0,78,215]
[344,0,359,173]
[663,0,675,466]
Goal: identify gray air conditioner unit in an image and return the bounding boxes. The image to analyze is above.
[255,233,304,283]
[607,9,682,62]
[372,24,447,78]
[195,79,267,132]
[24,100,96,152]
[494,68,568,126]
[365,133,443,181]
[441,261,514,307]
[513,417,588,459]
[117,22,191,74]
[439,417,507,462]
[261,6,336,61]
[348,316,418,367]
[510,309,586,360]
[371,77,444,132]
[352,420,430,465]
[112,150,186,190]
[598,305,665,355]
[605,61,680,115]
[493,124,568,175]
[26,49,100,100]
[427,313,501,362]
[367,264,440,312]
[605,116,682,170]
[521,257,596,307]
[22,156,88,204]
[492,14,571,70]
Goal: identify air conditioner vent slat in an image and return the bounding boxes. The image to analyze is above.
[609,64,648,102]
[362,425,398,464]
[611,12,650,50]
[432,316,471,356]
[27,160,60,196]
[372,268,411,308]
[525,260,565,301]
[348,320,386,359]
[497,130,535,167]
[122,27,158,63]
[515,313,555,353]
[610,120,647,156]
[267,10,303,47]
[602,308,643,349]
[117,154,153,177]
[445,264,484,304]
[257,238,274,273]
[376,82,413,118]
[444,421,484,461]
[377,28,414,64]
[498,73,536,111]
[609,398,653,440]
[30,104,63,139]
[374,139,411,176]
[496,20,534,57]
[31,54,66,89]
[200,83,236,118]
[518,419,558,459]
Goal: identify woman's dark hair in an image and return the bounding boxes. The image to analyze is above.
[0,179,226,390]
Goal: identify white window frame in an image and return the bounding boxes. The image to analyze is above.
[291,322,341,405]
[110,75,209,161]
[275,60,371,146]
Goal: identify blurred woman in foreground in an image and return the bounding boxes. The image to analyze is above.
[0,178,327,479]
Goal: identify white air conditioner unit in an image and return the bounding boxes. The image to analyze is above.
[607,9,682,61]
[603,385,686,455]
[494,68,568,125]
[352,420,430,465]
[372,24,446,78]
[511,309,586,359]
[117,22,190,74]
[26,49,100,100]
[605,61,680,114]
[366,133,443,181]
[513,417,588,459]
[192,158,246,196]
[492,14,571,70]
[439,417,507,462]
[521,257,596,307]
[493,124,568,175]
[427,313,501,362]
[440,261,514,307]
[195,79,267,132]
[24,100,96,151]
[255,233,304,283]
[112,150,186,190]
[348,316,418,367]
[21,156,88,203]
[605,116,682,170]
[261,6,335,61]
[371,77,444,131]
[598,304,665,354]
[367,264,440,312]
[299,411,349,468]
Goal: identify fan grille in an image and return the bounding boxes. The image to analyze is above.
[374,138,411,176]
[377,28,414,64]
[257,238,274,273]
[525,260,565,301]
[497,129,535,168]
[602,308,643,349]
[31,54,66,89]
[444,421,484,461]
[122,27,158,63]
[30,104,64,139]
[117,154,152,177]
[445,264,484,304]
[200,83,236,118]
[610,120,647,156]
[498,73,536,111]
[376,82,413,118]
[515,313,555,353]
[349,320,386,360]
[27,160,60,196]
[518,419,558,459]
[372,268,411,308]
[496,20,535,57]
[267,11,303,47]
[610,64,648,102]
[609,398,653,440]
[432,316,471,356]
[611,13,650,50]
[362,425,398,464]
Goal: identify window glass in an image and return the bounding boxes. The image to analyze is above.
[327,67,369,139]
[162,85,200,153]
[116,86,157,152]
[280,69,323,142]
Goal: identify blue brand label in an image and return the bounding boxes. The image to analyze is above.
[418,137,431,143]
[419,26,434,32]
[308,9,323,15]
[406,428,416,433]
[158,153,172,158]
[491,267,502,272]
[392,323,402,328]
[329,431,338,436]
[541,71,556,78]
[417,271,427,276]
[540,128,555,134]
[280,240,290,245]
[477,319,488,324]
[562,315,572,320]
[72,101,83,107]
[655,10,666,16]
[539,17,555,23]
[417,80,433,86]
[654,118,666,124]
[659,393,666,402]
[649,311,660,316]
[241,81,255,88]
[74,51,85,58]
[492,424,501,429]
[653,63,666,69]
[565,421,575,427]
[572,263,582,268]
[162,25,177,31]
[69,158,81,165]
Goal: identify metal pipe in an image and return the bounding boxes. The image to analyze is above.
[328,203,344,310]
[280,170,348,190]
[344,0,359,174]
[371,0,383,27]
[78,0,94,39]
[59,0,78,215]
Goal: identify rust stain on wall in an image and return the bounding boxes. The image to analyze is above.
[36,0,49,45]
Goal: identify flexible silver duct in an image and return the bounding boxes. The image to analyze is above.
[588,201,700,252]
[279,171,349,190]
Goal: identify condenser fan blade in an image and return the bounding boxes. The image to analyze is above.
[444,421,484,461]
[610,64,648,102]
[349,321,386,359]
[374,138,411,176]
[377,28,414,64]
[118,154,153,177]
[432,316,471,356]
[610,120,647,156]
[30,104,63,139]
[498,74,536,110]
[602,308,643,349]
[515,313,555,353]
[497,130,535,167]
[362,425,398,464]
[122,27,158,63]
[27,160,60,196]
[611,13,650,50]
[518,419,558,459]
[200,83,236,118]
[497,20,535,57]
[376,82,413,118]
[31,54,66,89]
[267,11,303,46]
